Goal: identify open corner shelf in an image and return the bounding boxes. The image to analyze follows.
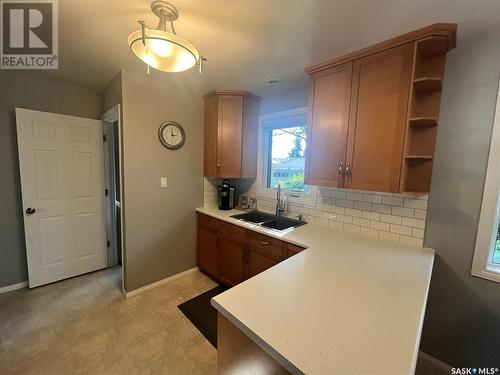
[416,36,450,58]
[413,77,442,93]
[408,117,438,127]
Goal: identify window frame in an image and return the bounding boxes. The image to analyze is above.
[471,78,500,283]
[256,107,317,207]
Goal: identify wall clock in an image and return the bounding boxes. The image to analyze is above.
[158,121,185,150]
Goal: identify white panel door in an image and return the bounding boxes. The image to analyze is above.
[16,108,107,287]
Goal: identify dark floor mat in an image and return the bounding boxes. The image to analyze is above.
[178,285,229,348]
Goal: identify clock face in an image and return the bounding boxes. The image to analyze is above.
[158,122,185,150]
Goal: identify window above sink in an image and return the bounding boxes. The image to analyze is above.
[256,107,317,207]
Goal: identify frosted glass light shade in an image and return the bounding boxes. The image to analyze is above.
[128,28,199,72]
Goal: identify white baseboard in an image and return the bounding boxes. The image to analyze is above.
[0,281,28,294]
[124,267,199,299]
[418,350,453,373]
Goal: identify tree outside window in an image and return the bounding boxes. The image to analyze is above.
[267,126,309,192]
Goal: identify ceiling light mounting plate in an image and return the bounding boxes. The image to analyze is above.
[151,0,179,22]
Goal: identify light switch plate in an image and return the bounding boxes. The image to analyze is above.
[160,177,168,188]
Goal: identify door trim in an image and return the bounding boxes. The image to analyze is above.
[101,104,126,295]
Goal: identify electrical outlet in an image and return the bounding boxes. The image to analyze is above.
[160,177,168,188]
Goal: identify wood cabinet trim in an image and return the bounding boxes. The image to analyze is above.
[305,23,456,74]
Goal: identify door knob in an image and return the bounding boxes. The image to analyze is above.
[25,207,36,215]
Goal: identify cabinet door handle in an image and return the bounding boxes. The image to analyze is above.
[217,161,221,170]
[338,161,344,180]
[345,162,352,182]
[261,241,269,245]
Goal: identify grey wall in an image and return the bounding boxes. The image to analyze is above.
[120,71,203,292]
[0,71,102,287]
[103,72,123,111]
[421,30,500,366]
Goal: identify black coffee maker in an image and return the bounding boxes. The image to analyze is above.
[217,180,235,210]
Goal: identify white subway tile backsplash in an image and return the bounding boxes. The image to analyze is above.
[404,198,428,210]
[346,191,364,201]
[380,214,402,225]
[382,196,404,207]
[354,201,372,211]
[337,214,353,223]
[391,206,414,218]
[323,212,337,220]
[331,190,347,199]
[345,208,362,218]
[352,217,370,228]
[402,217,426,229]
[337,199,354,208]
[414,209,427,220]
[389,224,412,236]
[412,228,424,239]
[372,204,392,214]
[203,177,429,247]
[371,220,390,231]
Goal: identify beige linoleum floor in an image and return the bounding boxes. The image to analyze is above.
[0,267,446,375]
[0,267,218,375]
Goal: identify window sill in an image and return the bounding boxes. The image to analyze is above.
[471,267,500,284]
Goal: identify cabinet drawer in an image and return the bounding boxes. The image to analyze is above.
[219,221,246,245]
[197,213,220,231]
[246,231,283,260]
[284,242,306,258]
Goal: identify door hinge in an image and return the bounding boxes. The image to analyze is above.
[103,134,107,142]
[107,240,111,247]
[105,188,109,196]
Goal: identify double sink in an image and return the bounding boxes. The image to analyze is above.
[230,211,306,231]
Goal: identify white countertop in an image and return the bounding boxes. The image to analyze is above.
[198,207,434,375]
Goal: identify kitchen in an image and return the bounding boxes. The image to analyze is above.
[0,1,499,374]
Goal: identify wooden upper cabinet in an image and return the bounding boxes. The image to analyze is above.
[345,44,413,192]
[305,23,457,193]
[203,90,261,178]
[305,62,353,188]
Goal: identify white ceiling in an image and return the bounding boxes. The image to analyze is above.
[26,0,500,99]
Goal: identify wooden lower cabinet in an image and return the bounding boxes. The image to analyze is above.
[219,238,246,286]
[284,242,306,258]
[197,223,219,278]
[197,213,306,286]
[246,247,280,279]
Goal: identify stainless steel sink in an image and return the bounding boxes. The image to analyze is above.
[230,211,277,223]
[230,211,306,231]
[260,217,306,231]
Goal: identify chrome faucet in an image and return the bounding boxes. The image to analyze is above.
[276,184,286,217]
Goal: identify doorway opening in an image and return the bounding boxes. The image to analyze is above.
[102,105,125,293]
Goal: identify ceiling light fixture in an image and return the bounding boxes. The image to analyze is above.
[128,1,206,73]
